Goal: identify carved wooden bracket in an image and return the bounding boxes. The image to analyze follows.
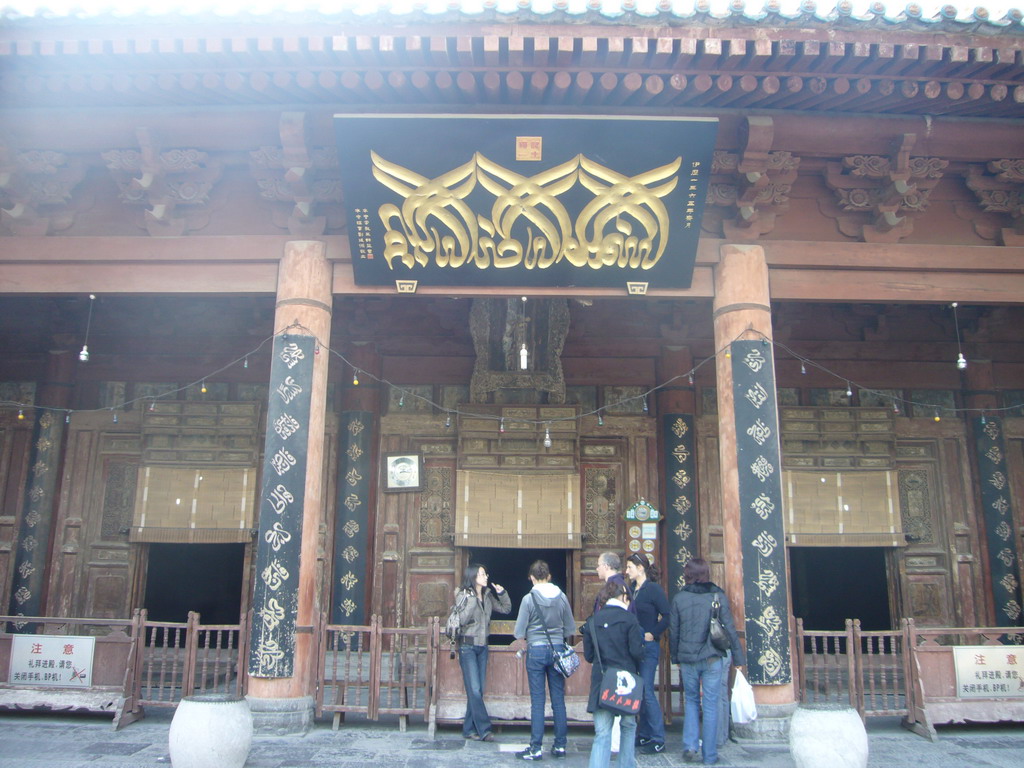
[705,117,799,240]
[101,127,221,236]
[964,159,1024,246]
[0,144,84,235]
[821,133,947,243]
[249,112,344,237]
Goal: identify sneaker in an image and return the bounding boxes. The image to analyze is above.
[682,750,700,763]
[481,732,495,742]
[551,746,566,758]
[517,747,543,761]
[465,733,480,741]
[637,737,653,747]
[641,742,665,754]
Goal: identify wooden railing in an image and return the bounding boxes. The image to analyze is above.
[796,618,912,720]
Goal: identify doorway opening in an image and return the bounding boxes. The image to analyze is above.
[789,546,892,631]
[143,543,245,625]
[463,547,569,644]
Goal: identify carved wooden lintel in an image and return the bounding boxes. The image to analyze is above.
[706,117,799,240]
[101,127,221,236]
[249,112,344,237]
[0,144,84,235]
[822,133,947,243]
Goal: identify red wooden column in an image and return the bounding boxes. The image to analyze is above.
[712,244,797,731]
[247,240,332,733]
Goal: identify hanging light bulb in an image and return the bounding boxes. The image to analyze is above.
[957,353,967,370]
[642,396,648,414]
[688,373,694,385]
[934,409,941,423]
[314,341,320,355]
[200,380,208,394]
[65,411,70,424]
[893,401,900,415]
[597,412,604,427]
[981,414,987,426]
[112,411,118,424]
[499,417,505,434]
[800,362,807,375]
[79,293,95,363]
[846,382,853,399]
[952,302,967,371]
[519,343,528,370]
[543,424,552,449]
[149,400,156,412]
[398,393,405,408]
[17,409,25,420]
[352,370,359,386]
[445,413,452,429]
[725,349,731,358]
[243,356,248,369]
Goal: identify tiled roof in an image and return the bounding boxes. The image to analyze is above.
[1,1,1022,31]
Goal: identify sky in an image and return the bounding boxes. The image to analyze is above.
[0,0,1019,21]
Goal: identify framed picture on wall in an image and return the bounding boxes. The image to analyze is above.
[384,453,423,492]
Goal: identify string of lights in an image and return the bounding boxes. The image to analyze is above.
[1,319,1020,425]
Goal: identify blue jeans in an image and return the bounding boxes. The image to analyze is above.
[526,644,567,750]
[589,709,636,768]
[681,656,725,764]
[636,639,666,745]
[459,644,491,738]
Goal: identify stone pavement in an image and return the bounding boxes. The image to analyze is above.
[1,709,1023,768]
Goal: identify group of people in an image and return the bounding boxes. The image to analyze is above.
[450,553,746,766]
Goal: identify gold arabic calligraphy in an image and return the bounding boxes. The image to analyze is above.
[371,152,681,272]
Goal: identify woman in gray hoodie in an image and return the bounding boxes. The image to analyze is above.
[513,559,577,761]
[454,563,511,741]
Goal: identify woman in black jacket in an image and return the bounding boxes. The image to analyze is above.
[624,552,671,754]
[581,579,644,768]
[668,558,746,766]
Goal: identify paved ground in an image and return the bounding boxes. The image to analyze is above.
[1,709,1023,767]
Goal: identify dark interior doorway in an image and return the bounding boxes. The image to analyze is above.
[144,543,244,624]
[789,546,892,631]
[464,547,569,643]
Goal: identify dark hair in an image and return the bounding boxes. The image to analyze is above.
[683,557,711,585]
[596,579,628,609]
[461,563,486,592]
[529,559,550,581]
[627,552,660,583]
[599,552,621,571]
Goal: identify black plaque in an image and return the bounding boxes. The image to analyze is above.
[7,410,63,632]
[249,334,315,678]
[335,115,718,289]
[973,417,1024,629]
[731,340,792,685]
[663,414,698,593]
[332,410,373,626]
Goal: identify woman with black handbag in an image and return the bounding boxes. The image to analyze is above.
[668,558,746,766]
[454,563,511,742]
[581,580,645,768]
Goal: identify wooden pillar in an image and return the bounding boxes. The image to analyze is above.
[247,240,332,732]
[712,244,797,727]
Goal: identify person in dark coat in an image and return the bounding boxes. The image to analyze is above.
[624,552,671,754]
[668,558,746,766]
[454,563,511,741]
[581,579,644,768]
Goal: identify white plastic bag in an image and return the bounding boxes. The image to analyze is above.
[731,668,757,724]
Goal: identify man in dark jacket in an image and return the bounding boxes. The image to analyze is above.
[668,558,746,766]
[582,580,644,768]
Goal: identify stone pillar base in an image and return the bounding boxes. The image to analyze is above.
[732,701,798,742]
[245,695,315,735]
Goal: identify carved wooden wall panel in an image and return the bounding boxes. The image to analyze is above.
[0,419,32,613]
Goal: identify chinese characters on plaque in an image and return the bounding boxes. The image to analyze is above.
[953,646,1024,698]
[248,335,315,678]
[663,415,698,592]
[973,417,1023,628]
[9,635,95,687]
[333,411,372,626]
[731,340,792,685]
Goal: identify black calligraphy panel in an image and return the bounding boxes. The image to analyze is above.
[335,115,718,289]
[973,417,1024,629]
[6,411,63,632]
[731,340,792,685]
[333,411,372,626]
[663,415,698,593]
[248,335,315,678]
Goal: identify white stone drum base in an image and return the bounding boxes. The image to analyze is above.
[789,705,868,768]
[169,694,253,768]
